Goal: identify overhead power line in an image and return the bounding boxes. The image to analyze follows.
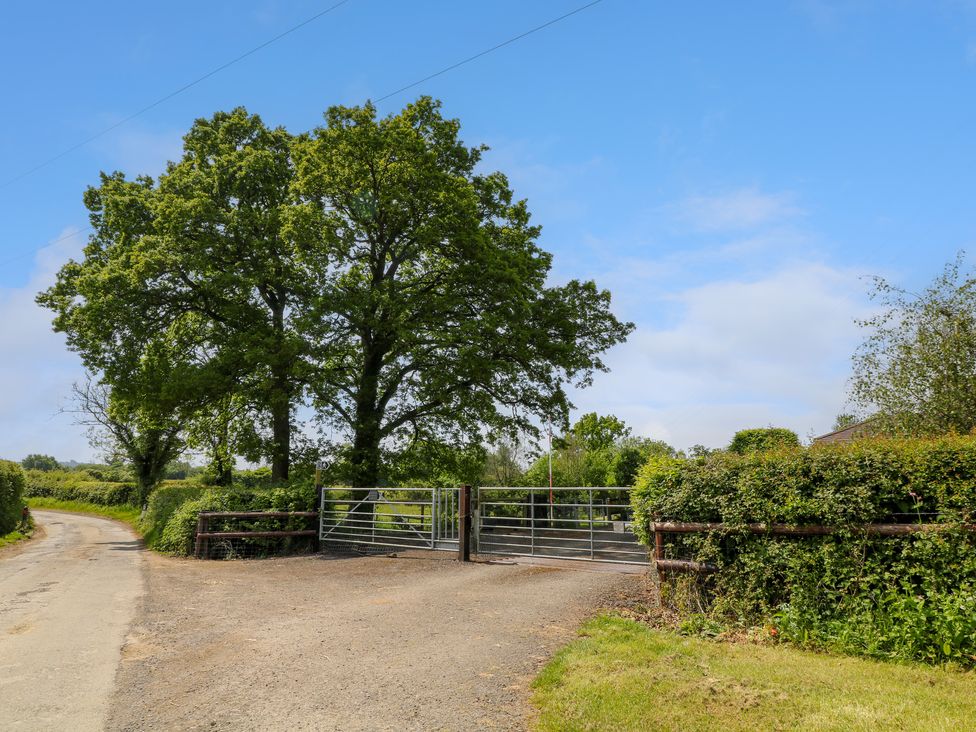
[0,0,352,190]
[1,0,608,269]
[375,0,604,102]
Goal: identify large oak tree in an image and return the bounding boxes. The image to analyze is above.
[291,98,633,486]
[40,98,633,486]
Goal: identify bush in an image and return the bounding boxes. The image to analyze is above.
[152,482,316,556]
[23,469,136,506]
[632,436,976,666]
[141,482,208,548]
[727,427,800,454]
[0,460,27,534]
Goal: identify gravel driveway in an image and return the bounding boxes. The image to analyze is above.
[108,550,642,731]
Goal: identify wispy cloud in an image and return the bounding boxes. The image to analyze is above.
[669,188,803,233]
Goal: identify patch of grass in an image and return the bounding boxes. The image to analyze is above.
[27,498,142,532]
[532,615,976,732]
[0,528,29,549]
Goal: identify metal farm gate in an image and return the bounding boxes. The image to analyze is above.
[475,487,647,565]
[320,485,646,566]
[319,487,460,553]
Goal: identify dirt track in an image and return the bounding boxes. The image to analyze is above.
[109,550,644,731]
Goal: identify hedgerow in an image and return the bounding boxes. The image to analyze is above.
[0,460,27,534]
[151,483,316,555]
[632,436,976,666]
[23,469,136,506]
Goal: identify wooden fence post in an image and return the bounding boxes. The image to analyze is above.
[458,484,472,562]
[194,514,206,559]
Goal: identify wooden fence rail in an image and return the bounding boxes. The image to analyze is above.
[194,511,319,559]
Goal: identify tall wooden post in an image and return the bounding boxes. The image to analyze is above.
[458,484,472,562]
[312,464,322,552]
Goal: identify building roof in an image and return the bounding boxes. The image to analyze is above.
[812,419,876,444]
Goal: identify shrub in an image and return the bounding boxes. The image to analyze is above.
[152,483,316,556]
[23,469,136,506]
[727,427,800,455]
[0,460,27,534]
[632,436,976,666]
[141,482,208,548]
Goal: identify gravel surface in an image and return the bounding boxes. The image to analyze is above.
[108,551,645,731]
[0,511,144,731]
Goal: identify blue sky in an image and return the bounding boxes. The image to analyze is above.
[2,0,975,461]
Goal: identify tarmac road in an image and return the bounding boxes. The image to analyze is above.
[0,510,144,731]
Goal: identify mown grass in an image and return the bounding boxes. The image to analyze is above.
[532,615,976,732]
[27,497,142,532]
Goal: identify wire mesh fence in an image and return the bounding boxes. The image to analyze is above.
[195,511,319,560]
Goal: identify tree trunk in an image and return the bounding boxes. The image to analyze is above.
[350,342,385,489]
[270,394,290,483]
[269,303,291,483]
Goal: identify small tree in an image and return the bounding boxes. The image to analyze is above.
[728,428,800,454]
[21,454,61,472]
[72,375,184,506]
[851,255,976,436]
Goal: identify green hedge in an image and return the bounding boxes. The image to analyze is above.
[632,437,976,666]
[147,482,316,556]
[24,469,136,506]
[0,460,26,534]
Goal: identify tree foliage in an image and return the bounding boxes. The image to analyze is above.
[728,427,800,455]
[851,255,976,437]
[291,98,632,486]
[21,454,61,472]
[38,98,632,489]
[522,412,675,487]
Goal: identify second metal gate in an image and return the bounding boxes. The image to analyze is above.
[475,487,647,564]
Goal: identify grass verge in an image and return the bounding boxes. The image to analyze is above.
[27,497,142,533]
[532,615,976,732]
[0,528,30,549]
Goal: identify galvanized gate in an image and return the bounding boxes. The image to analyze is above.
[319,487,459,552]
[475,487,647,565]
[319,485,647,565]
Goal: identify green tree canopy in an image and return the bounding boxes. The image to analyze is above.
[291,98,633,487]
[39,98,632,488]
[21,454,61,471]
[728,427,800,454]
[851,255,976,437]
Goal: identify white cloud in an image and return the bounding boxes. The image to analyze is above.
[670,188,803,232]
[0,229,93,462]
[572,261,871,450]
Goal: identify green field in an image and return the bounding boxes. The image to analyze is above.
[533,615,976,731]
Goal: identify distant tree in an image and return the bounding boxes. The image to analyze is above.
[481,436,528,487]
[522,414,674,487]
[851,255,976,436]
[21,454,61,472]
[559,412,630,451]
[832,413,860,432]
[728,428,800,455]
[605,438,676,486]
